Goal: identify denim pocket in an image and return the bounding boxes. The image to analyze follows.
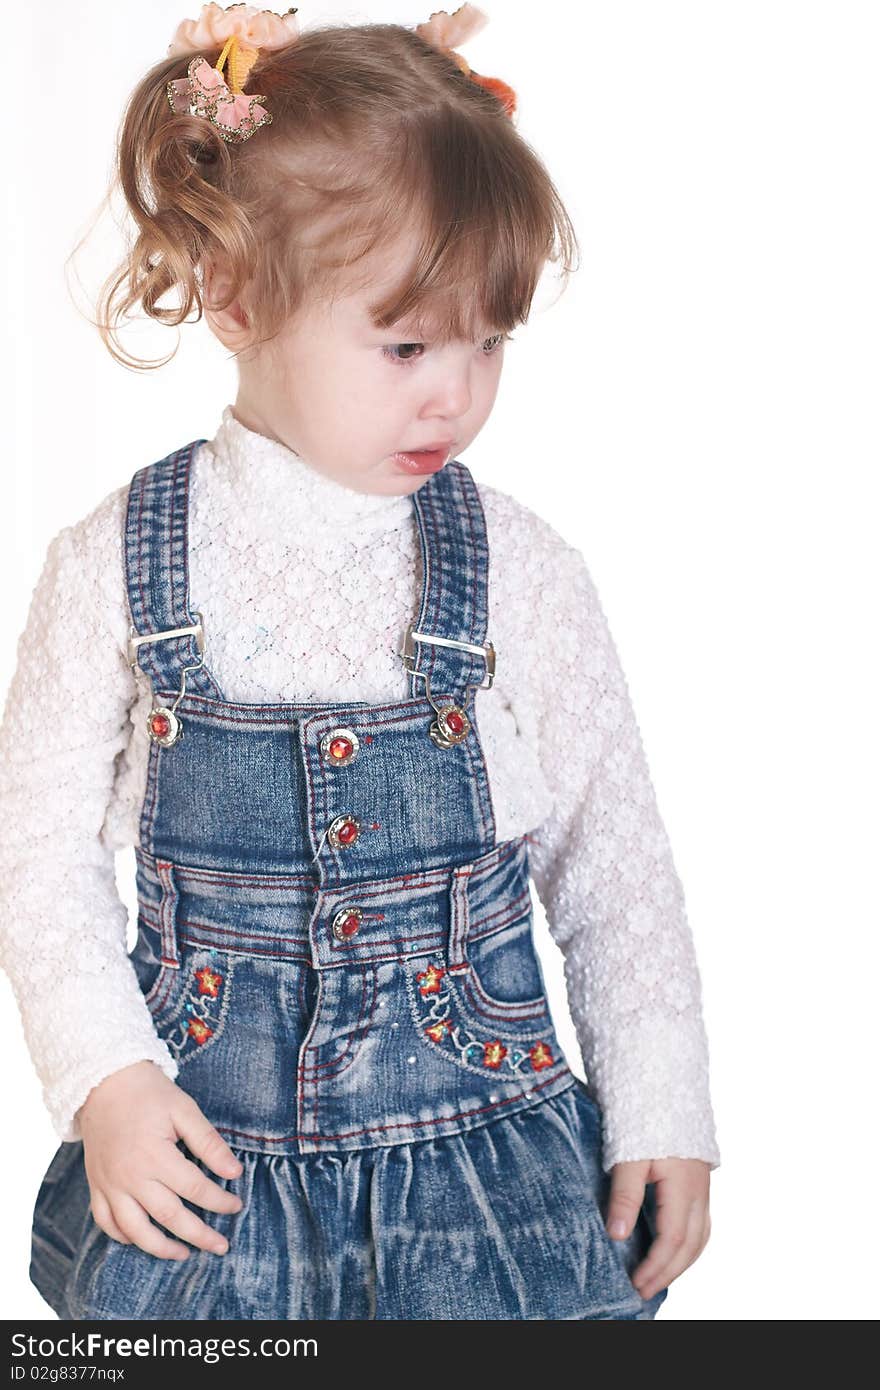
[128,919,183,1014]
[459,910,550,1021]
[408,928,562,1083]
[129,929,234,1067]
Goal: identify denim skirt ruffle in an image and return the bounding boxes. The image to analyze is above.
[30,1080,667,1320]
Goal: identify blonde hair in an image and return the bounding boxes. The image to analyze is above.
[91,21,580,370]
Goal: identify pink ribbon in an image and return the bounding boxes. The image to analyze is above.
[167,55,272,143]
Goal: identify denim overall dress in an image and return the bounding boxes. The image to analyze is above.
[29,439,668,1321]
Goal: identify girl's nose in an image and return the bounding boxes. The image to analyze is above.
[423,371,473,420]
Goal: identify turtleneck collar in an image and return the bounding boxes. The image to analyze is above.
[200,404,415,535]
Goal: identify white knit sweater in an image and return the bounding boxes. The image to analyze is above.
[0,405,721,1173]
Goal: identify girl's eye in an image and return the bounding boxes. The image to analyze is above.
[382,342,425,366]
[382,333,512,368]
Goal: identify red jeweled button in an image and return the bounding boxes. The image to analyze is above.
[444,708,465,735]
[147,707,182,748]
[320,727,360,766]
[327,813,361,851]
[332,908,362,941]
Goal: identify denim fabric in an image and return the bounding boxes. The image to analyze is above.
[30,440,668,1321]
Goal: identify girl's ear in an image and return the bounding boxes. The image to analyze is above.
[202,256,251,347]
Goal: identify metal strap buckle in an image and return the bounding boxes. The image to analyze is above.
[400,622,496,690]
[127,615,207,748]
[127,618,205,669]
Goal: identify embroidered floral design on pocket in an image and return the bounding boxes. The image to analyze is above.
[416,963,446,996]
[412,958,561,1078]
[529,1041,555,1070]
[194,965,223,998]
[150,950,234,1066]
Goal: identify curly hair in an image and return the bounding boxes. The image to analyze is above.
[87,20,580,370]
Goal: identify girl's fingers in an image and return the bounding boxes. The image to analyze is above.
[90,1189,131,1245]
[158,1149,245,1215]
[107,1192,192,1262]
[604,1161,649,1239]
[173,1095,244,1180]
[631,1192,706,1301]
[133,1179,232,1257]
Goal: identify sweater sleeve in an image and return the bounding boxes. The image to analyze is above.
[525,538,721,1174]
[0,519,180,1143]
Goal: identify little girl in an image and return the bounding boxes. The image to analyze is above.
[0,3,720,1321]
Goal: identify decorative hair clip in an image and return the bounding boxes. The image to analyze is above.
[166,3,301,143]
[415,4,517,119]
[164,3,515,146]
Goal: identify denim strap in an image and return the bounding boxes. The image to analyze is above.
[124,437,224,700]
[407,460,493,705]
[125,442,492,708]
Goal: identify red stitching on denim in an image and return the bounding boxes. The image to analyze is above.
[328,926,439,954]
[137,881,529,964]
[146,692,449,726]
[465,702,495,846]
[461,967,550,1023]
[220,1072,573,1143]
[303,968,373,1077]
[177,445,224,700]
[135,438,164,856]
[301,966,377,1084]
[141,903,529,966]
[468,887,533,934]
[297,966,324,1131]
[136,849,319,891]
[421,470,442,687]
[138,907,312,959]
[296,963,306,1016]
[144,962,180,1015]
[136,834,523,895]
[306,734,325,866]
[135,465,148,680]
[141,743,160,857]
[457,468,496,845]
[156,860,180,967]
[461,466,481,684]
[330,875,444,900]
[141,907,447,966]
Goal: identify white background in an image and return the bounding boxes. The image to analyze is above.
[2,0,877,1321]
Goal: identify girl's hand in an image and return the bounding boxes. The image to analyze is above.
[605,1157,712,1301]
[77,1060,245,1262]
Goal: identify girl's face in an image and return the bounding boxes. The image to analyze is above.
[209,239,508,497]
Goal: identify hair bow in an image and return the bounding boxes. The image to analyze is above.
[415,4,517,118]
[166,5,301,143]
[167,42,271,143]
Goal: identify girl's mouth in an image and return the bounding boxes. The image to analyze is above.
[391,447,451,475]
